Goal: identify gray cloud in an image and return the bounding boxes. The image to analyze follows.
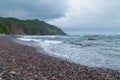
[0,0,68,20]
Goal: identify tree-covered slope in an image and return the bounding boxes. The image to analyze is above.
[0,17,66,35]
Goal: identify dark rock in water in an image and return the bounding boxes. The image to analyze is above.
[79,43,91,46]
[79,43,83,46]
[88,37,97,40]
[84,44,91,46]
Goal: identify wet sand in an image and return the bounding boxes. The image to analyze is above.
[0,35,120,80]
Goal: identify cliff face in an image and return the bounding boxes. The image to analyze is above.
[11,26,25,34]
[0,17,66,35]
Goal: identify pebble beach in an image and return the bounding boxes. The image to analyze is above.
[0,35,120,80]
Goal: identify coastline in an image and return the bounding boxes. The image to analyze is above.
[0,35,120,80]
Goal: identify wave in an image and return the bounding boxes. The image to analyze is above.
[17,38,34,42]
[17,37,63,44]
[44,40,63,44]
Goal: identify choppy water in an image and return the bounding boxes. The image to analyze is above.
[15,35,120,70]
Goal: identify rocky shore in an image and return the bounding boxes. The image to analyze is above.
[0,35,120,80]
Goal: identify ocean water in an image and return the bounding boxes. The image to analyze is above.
[15,35,120,70]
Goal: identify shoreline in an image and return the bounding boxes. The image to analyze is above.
[0,35,120,80]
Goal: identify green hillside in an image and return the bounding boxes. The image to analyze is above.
[0,17,66,35]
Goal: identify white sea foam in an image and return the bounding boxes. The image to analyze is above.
[44,40,63,44]
[17,38,34,41]
[45,35,57,38]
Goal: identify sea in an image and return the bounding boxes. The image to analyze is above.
[15,35,120,70]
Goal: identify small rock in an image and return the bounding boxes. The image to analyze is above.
[29,73,33,76]
[10,71,16,75]
[88,37,97,40]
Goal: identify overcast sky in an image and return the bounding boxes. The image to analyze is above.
[0,0,120,35]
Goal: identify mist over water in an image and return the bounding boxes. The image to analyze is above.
[16,35,120,70]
